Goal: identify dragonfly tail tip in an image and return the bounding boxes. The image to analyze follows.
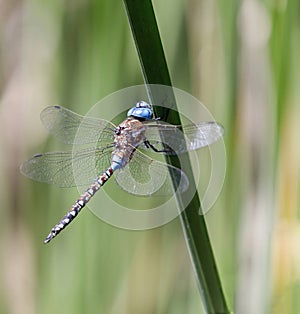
[44,233,54,244]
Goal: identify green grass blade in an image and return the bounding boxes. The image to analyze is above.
[123,1,230,313]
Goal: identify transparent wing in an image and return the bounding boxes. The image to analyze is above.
[114,150,189,196]
[20,146,114,188]
[40,105,116,145]
[143,121,224,154]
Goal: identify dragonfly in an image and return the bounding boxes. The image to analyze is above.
[20,101,224,243]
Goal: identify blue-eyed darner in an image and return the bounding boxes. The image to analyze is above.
[20,101,224,243]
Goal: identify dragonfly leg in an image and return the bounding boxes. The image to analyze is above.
[144,140,174,154]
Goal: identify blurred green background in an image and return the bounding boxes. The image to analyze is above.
[0,0,299,313]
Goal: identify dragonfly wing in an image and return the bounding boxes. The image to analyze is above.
[114,150,189,196]
[183,122,224,149]
[40,106,116,145]
[143,121,224,154]
[20,147,113,187]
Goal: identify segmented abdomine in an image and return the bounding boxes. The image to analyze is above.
[44,167,113,243]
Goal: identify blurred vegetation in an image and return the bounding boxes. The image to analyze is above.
[0,0,299,314]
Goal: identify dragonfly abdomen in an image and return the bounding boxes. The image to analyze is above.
[44,167,114,244]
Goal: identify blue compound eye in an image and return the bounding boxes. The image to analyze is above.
[127,101,153,120]
[136,101,150,108]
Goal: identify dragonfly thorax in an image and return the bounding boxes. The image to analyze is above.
[111,117,147,170]
[114,118,146,148]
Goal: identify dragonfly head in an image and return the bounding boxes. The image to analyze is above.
[127,101,153,120]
